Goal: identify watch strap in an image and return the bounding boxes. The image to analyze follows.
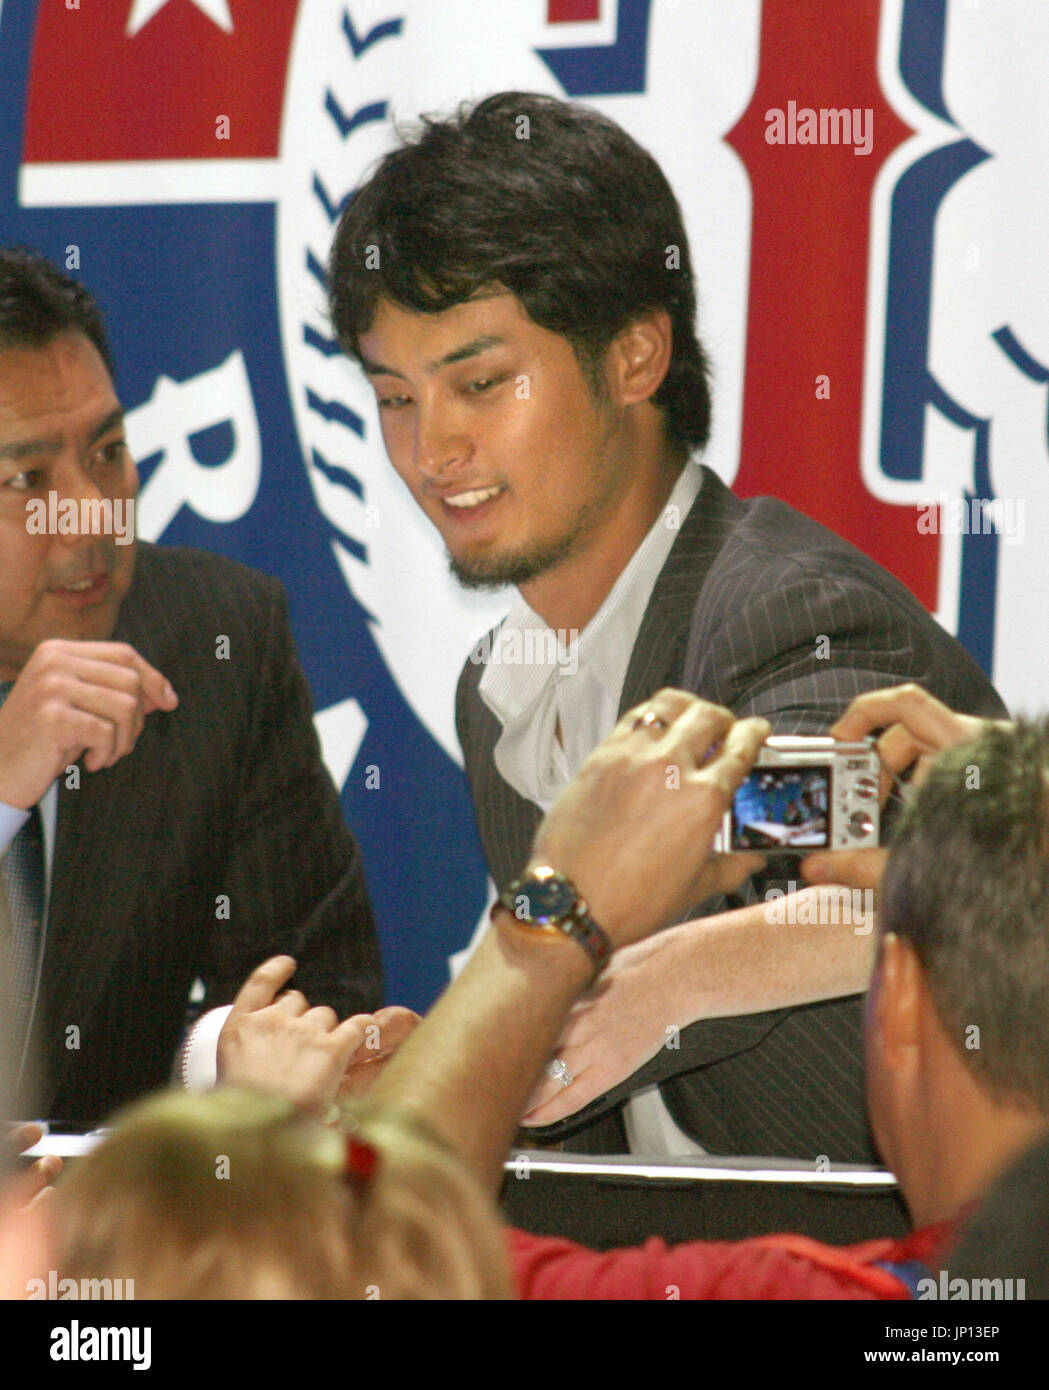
[494,869,612,974]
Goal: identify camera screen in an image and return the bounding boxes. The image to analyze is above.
[730,765,831,850]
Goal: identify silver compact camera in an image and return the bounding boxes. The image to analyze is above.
[714,736,880,854]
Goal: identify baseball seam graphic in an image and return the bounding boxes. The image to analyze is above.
[281,2,510,766]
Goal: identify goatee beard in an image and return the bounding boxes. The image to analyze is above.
[447,528,582,591]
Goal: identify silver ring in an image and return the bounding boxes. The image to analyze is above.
[632,710,668,733]
[545,1058,574,1088]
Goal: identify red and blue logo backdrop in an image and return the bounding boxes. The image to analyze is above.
[2,0,1044,1006]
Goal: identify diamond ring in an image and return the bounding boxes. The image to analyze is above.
[545,1057,574,1088]
[632,709,669,733]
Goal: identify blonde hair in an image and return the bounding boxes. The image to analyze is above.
[58,1087,513,1299]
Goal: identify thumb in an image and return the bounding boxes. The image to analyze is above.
[133,653,178,714]
[697,851,767,900]
[801,848,887,892]
[229,956,297,1016]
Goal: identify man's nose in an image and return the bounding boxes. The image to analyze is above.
[52,465,108,546]
[413,398,470,479]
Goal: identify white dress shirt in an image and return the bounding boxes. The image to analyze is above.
[479,460,709,1155]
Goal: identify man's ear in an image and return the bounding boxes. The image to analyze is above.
[874,932,925,1072]
[607,309,673,408]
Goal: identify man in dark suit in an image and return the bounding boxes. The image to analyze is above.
[326,92,1006,1161]
[0,247,381,1127]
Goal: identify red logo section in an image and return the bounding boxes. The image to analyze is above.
[728,0,935,607]
[548,1,601,20]
[24,0,300,161]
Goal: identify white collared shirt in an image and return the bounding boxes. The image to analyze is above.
[480,461,703,811]
[478,460,709,1155]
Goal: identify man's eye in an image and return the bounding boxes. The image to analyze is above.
[96,440,128,465]
[377,395,411,410]
[5,469,44,492]
[466,377,498,395]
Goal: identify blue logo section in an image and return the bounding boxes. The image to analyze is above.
[536,0,653,97]
[882,0,998,672]
[0,0,489,1011]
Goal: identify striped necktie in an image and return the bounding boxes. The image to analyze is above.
[0,681,44,1046]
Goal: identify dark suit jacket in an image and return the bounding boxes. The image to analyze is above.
[456,467,1008,1160]
[21,543,382,1127]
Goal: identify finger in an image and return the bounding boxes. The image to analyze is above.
[32,1155,62,1184]
[67,683,141,765]
[664,698,738,769]
[23,1155,62,1200]
[343,1009,403,1063]
[14,1154,63,1211]
[229,956,298,1017]
[522,1067,602,1126]
[368,1006,422,1050]
[22,1183,57,1214]
[830,684,976,748]
[126,651,179,715]
[800,847,888,892]
[553,995,607,1046]
[51,642,176,716]
[696,851,768,899]
[329,1015,370,1063]
[521,1040,595,1114]
[875,723,925,797]
[303,1005,339,1032]
[8,1123,44,1158]
[522,1077,561,1114]
[697,716,771,795]
[69,708,121,774]
[607,689,710,747]
[521,1061,581,1118]
[338,1058,388,1098]
[274,989,310,1017]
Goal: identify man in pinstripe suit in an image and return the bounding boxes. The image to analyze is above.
[0,248,382,1128]
[329,93,1006,1160]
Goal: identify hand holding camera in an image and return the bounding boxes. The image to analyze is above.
[801,684,996,894]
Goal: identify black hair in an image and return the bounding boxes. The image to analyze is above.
[328,91,711,452]
[881,717,1049,1112]
[0,246,114,377]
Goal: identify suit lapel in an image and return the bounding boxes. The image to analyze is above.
[619,467,744,714]
[467,469,746,891]
[37,545,174,1109]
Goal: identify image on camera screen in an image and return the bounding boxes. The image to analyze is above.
[730,766,830,850]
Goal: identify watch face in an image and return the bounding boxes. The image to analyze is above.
[517,872,576,925]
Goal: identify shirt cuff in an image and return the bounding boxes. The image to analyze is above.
[0,801,29,855]
[178,1005,234,1092]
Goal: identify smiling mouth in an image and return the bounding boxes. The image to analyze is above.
[48,573,112,608]
[442,485,504,509]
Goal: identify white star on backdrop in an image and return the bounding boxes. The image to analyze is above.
[126,0,234,38]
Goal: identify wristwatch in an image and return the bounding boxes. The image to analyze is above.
[492,865,612,975]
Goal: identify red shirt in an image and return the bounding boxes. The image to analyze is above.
[509,1221,957,1300]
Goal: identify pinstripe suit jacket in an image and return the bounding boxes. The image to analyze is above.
[20,543,382,1127]
[456,467,1007,1160]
